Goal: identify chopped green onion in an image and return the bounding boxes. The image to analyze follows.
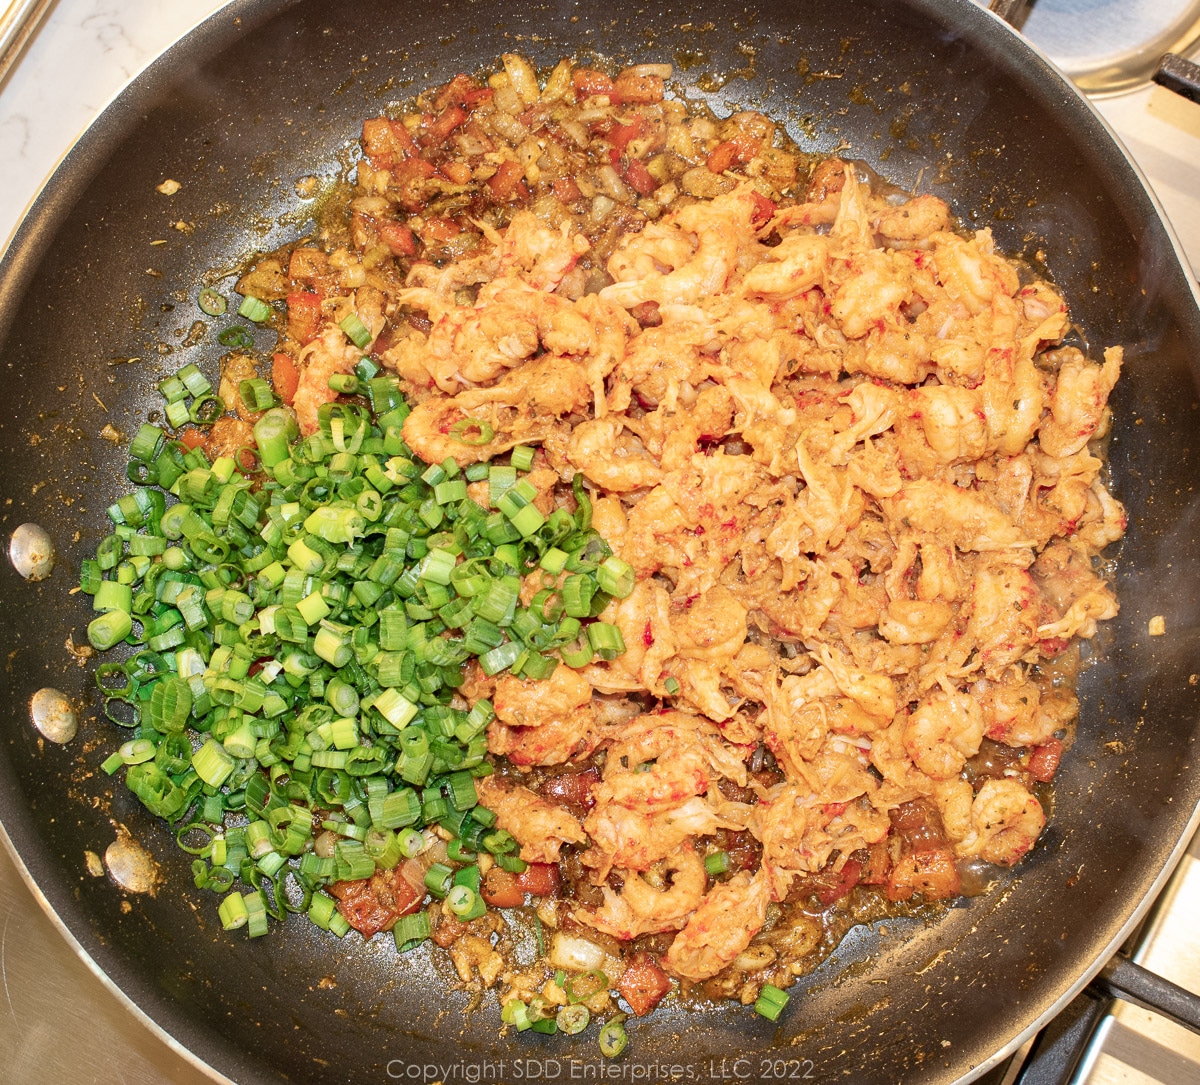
[565,969,609,1004]
[424,862,454,898]
[87,610,133,650]
[446,884,478,916]
[664,676,680,695]
[704,851,730,876]
[502,999,533,1032]
[219,892,249,930]
[217,326,254,349]
[597,556,635,599]
[81,341,633,954]
[449,418,495,446]
[339,313,372,349]
[393,910,431,950]
[598,1018,628,1057]
[557,1004,590,1035]
[754,983,790,1022]
[198,288,227,315]
[239,378,277,413]
[238,295,272,323]
[587,622,626,661]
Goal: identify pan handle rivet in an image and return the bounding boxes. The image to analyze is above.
[30,687,77,744]
[9,523,56,581]
[104,835,159,894]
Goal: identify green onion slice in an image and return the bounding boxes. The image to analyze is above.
[448,418,495,446]
[198,288,227,315]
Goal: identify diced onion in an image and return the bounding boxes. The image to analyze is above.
[619,63,674,79]
[548,931,606,973]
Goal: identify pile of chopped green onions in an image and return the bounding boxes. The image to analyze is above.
[81,359,634,954]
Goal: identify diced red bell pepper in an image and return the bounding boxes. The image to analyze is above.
[515,862,560,898]
[420,104,468,148]
[271,352,300,407]
[434,73,483,111]
[612,72,665,104]
[623,157,658,196]
[378,220,418,257]
[286,291,322,346]
[816,857,862,906]
[1027,737,1064,782]
[573,68,615,99]
[609,115,647,155]
[486,160,527,200]
[554,176,582,204]
[480,867,525,908]
[616,951,672,1016]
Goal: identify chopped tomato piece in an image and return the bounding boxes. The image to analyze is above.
[329,868,424,939]
[616,951,671,1016]
[623,157,658,196]
[515,862,560,898]
[573,68,615,99]
[271,352,300,407]
[376,866,424,918]
[487,160,527,201]
[1027,737,1064,782]
[480,867,524,908]
[286,291,322,346]
[612,72,665,104]
[609,115,646,155]
[329,879,395,939]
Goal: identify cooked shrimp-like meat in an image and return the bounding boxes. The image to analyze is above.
[956,779,1046,866]
[663,868,772,982]
[493,666,592,728]
[474,778,586,863]
[575,843,707,939]
[277,57,1125,1013]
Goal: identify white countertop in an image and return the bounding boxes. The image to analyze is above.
[2,2,1200,1083]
